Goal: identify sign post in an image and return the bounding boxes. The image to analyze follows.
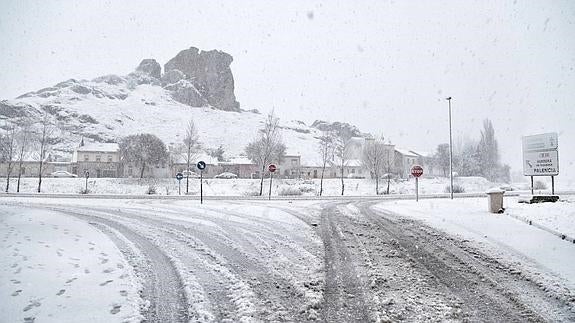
[175,172,183,195]
[197,161,206,204]
[410,165,423,202]
[522,133,559,197]
[268,164,277,200]
[84,171,90,194]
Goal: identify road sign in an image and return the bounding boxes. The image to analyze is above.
[522,133,558,152]
[85,171,90,178]
[268,164,277,173]
[410,165,423,178]
[175,172,184,181]
[522,133,559,177]
[197,161,206,170]
[523,150,559,176]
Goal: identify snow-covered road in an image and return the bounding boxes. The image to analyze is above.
[1,197,574,322]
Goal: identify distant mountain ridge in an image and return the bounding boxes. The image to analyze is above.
[0,46,368,165]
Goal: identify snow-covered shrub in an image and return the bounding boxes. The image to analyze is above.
[242,190,260,196]
[146,185,157,195]
[278,185,303,196]
[299,184,315,193]
[444,184,465,193]
[533,180,547,190]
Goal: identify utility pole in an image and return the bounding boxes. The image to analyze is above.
[446,97,454,199]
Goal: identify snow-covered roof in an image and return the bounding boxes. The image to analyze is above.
[346,159,363,167]
[395,148,418,157]
[409,150,432,158]
[221,156,255,165]
[76,143,119,153]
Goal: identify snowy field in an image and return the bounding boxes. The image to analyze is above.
[2,176,570,197]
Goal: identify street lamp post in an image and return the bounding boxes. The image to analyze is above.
[446,97,454,199]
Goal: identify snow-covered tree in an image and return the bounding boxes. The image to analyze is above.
[334,133,353,196]
[433,143,451,177]
[15,122,33,193]
[477,119,499,181]
[120,133,168,179]
[0,126,17,192]
[317,131,335,196]
[37,112,55,193]
[245,112,286,196]
[361,136,387,194]
[182,119,200,194]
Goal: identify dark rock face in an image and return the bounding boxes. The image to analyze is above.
[161,69,186,86]
[164,80,208,107]
[311,120,364,139]
[136,59,161,79]
[164,47,239,111]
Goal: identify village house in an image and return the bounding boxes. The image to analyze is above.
[0,152,54,178]
[72,142,121,178]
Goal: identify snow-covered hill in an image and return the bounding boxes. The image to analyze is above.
[0,74,359,165]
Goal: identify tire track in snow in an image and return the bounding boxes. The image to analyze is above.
[319,203,372,322]
[359,201,575,322]
[44,208,189,323]
[80,205,320,321]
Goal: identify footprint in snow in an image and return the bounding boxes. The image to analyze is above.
[11,279,21,284]
[116,263,124,269]
[24,317,35,323]
[103,268,114,274]
[56,289,66,296]
[100,280,113,286]
[110,305,121,314]
[65,278,77,284]
[100,258,109,264]
[12,289,22,296]
[14,267,22,274]
[84,268,90,274]
[119,290,128,297]
[23,300,41,312]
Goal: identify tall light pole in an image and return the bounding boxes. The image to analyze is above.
[446,97,454,199]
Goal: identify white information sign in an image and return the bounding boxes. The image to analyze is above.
[522,133,558,152]
[522,132,559,177]
[523,149,559,176]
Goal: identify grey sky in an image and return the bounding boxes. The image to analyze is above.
[1,0,574,181]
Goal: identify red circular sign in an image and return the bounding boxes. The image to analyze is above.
[268,164,277,173]
[410,165,423,177]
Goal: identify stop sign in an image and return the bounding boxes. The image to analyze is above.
[268,164,277,173]
[410,165,423,178]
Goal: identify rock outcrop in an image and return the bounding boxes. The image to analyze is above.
[136,59,161,79]
[164,47,240,111]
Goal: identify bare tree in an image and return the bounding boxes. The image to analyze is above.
[183,119,200,194]
[317,131,335,196]
[16,123,32,193]
[334,133,353,196]
[120,134,168,179]
[382,148,395,195]
[1,126,17,192]
[37,113,55,193]
[362,136,387,194]
[246,112,286,196]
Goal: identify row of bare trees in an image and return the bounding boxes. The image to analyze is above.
[316,132,394,196]
[0,113,55,193]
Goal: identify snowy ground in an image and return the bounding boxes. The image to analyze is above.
[0,206,143,323]
[1,195,574,322]
[374,196,575,299]
[3,176,570,196]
